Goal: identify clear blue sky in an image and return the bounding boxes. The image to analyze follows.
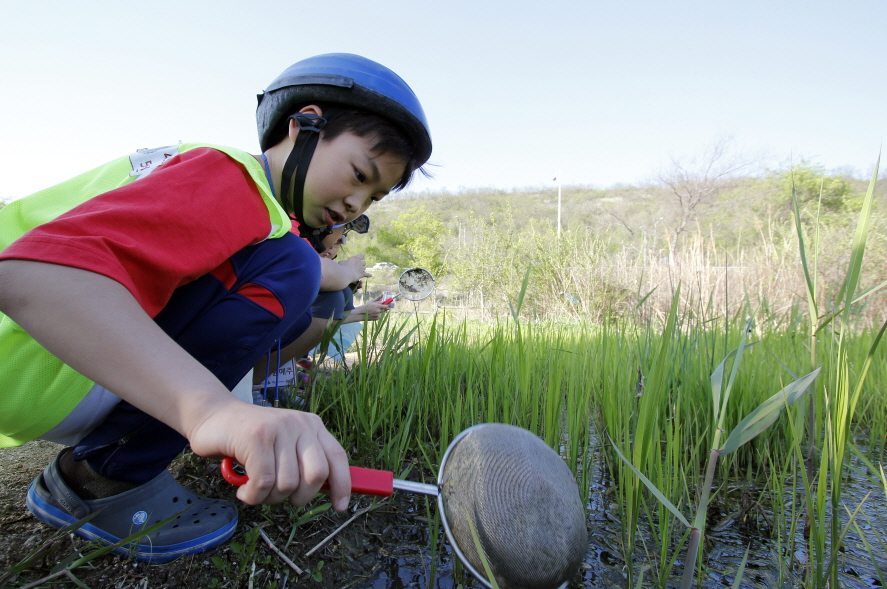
[2,0,885,199]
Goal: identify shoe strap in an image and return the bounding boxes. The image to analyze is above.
[45,458,90,519]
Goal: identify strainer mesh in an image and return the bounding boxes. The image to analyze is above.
[440,424,587,589]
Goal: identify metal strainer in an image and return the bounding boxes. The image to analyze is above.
[222,423,587,588]
[438,424,587,588]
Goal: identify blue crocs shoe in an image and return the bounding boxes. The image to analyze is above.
[26,451,238,563]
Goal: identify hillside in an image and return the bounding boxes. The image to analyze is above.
[342,165,887,324]
[4,162,885,324]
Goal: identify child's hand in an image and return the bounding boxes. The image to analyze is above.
[374,294,395,311]
[339,254,372,283]
[353,297,390,321]
[188,401,351,511]
[372,294,395,313]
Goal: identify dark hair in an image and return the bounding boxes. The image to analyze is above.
[265,103,428,191]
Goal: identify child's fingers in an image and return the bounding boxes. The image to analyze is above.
[267,435,303,504]
[286,432,329,507]
[318,429,351,512]
[272,412,339,506]
[236,444,279,505]
[196,406,349,508]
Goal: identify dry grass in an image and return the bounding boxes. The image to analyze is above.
[405,224,886,329]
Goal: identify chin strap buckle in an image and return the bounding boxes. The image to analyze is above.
[290,113,326,133]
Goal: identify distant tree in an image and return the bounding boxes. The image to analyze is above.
[365,227,413,268]
[367,205,447,274]
[448,208,526,315]
[657,137,754,253]
[769,160,855,213]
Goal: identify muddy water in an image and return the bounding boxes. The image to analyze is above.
[356,445,887,589]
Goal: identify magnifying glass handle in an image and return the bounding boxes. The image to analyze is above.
[381,293,402,305]
[221,457,396,496]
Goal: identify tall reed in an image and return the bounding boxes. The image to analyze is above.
[301,160,886,585]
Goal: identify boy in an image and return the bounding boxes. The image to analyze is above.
[252,220,391,395]
[0,53,431,562]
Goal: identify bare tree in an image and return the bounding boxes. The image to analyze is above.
[658,136,754,254]
[606,208,635,237]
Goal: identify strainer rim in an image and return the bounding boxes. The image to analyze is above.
[436,423,570,589]
[437,424,491,588]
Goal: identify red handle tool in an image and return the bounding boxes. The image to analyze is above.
[221,457,393,496]
[380,293,402,305]
[220,457,437,497]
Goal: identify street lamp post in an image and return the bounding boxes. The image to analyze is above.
[553,169,562,240]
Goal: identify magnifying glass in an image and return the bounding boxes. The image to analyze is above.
[380,267,436,305]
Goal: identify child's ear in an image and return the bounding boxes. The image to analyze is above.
[288,105,324,141]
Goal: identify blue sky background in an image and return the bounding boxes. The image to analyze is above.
[2,1,885,199]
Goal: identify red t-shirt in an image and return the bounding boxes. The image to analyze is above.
[0,149,273,317]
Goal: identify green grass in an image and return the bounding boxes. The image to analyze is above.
[296,157,887,587]
[305,298,885,586]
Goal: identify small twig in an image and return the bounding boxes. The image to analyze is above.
[755,503,773,528]
[0,514,34,527]
[68,533,91,567]
[305,502,382,557]
[0,537,62,587]
[257,526,303,575]
[18,570,67,589]
[247,560,256,589]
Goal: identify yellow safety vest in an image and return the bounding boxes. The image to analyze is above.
[0,143,289,447]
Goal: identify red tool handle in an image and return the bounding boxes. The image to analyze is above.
[380,293,401,305]
[220,457,395,497]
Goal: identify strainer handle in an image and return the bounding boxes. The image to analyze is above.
[221,457,396,496]
[348,466,395,495]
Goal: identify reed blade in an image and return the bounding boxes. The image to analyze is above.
[720,368,821,455]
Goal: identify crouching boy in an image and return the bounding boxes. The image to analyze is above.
[0,53,431,562]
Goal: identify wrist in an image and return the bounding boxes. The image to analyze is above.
[176,386,243,442]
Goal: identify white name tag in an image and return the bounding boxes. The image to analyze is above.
[129,144,180,178]
[259,359,298,388]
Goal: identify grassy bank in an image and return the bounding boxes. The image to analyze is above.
[309,300,885,586]
[308,167,887,587]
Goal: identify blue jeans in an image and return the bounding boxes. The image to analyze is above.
[311,287,355,321]
[72,234,319,483]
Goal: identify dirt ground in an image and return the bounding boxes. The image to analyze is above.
[0,439,462,589]
[0,353,465,589]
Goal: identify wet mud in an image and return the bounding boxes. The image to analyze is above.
[2,438,885,588]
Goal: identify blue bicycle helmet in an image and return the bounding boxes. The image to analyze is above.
[256,54,432,233]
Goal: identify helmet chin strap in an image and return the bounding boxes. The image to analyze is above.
[280,113,326,238]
